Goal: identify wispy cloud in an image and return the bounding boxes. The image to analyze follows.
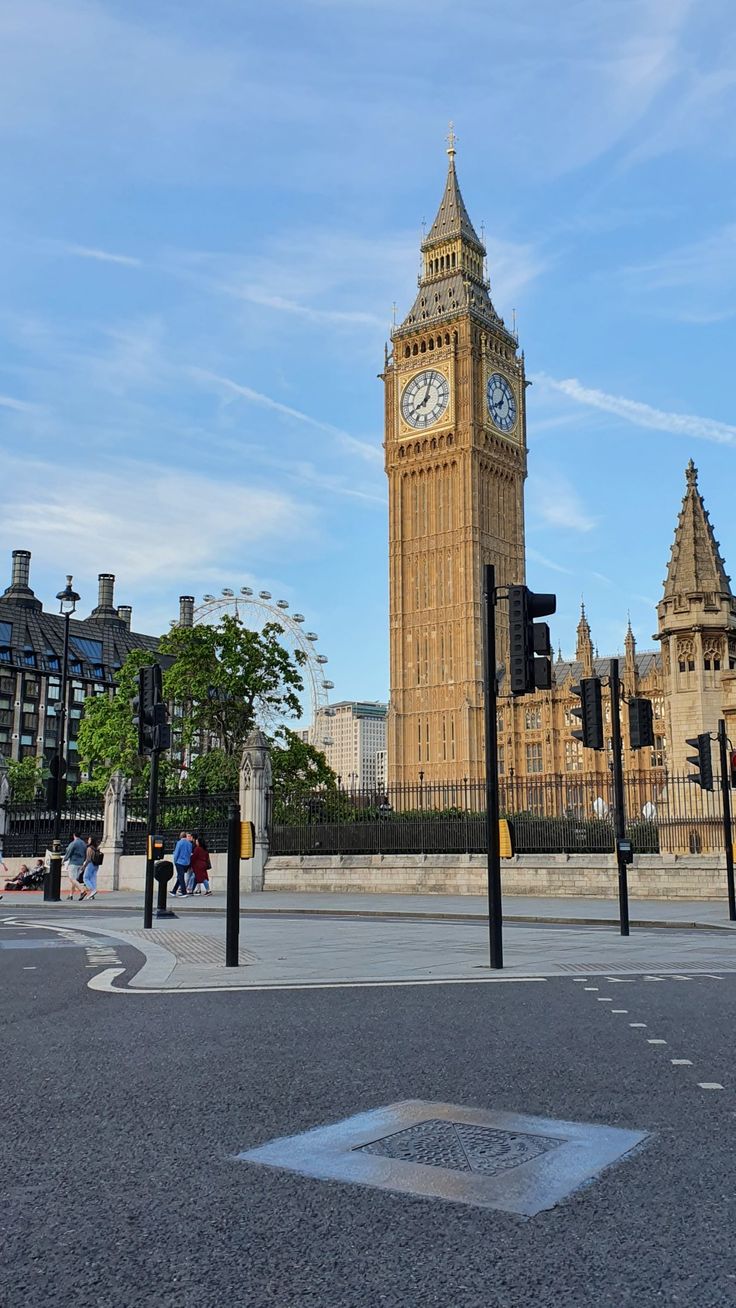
[526,548,574,576]
[528,470,597,533]
[62,244,143,268]
[191,368,382,464]
[616,223,736,323]
[539,374,736,446]
[0,393,41,412]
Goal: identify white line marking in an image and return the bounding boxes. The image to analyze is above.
[647,1039,667,1045]
[22,966,36,970]
[87,969,548,996]
[584,987,599,991]
[572,978,589,982]
[645,976,664,982]
[629,1023,647,1028]
[597,998,613,1002]
[671,1060,693,1066]
[698,1083,724,1090]
[672,976,692,981]
[702,975,723,981]
[611,1009,628,1013]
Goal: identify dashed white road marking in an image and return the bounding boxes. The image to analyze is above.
[630,1023,647,1028]
[572,978,589,982]
[611,1009,628,1013]
[645,976,664,982]
[22,966,36,970]
[702,975,723,981]
[698,1083,724,1091]
[647,1039,667,1045]
[672,976,692,981]
[671,1060,693,1066]
[584,987,599,991]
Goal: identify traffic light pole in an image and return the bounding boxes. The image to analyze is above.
[483,564,503,970]
[143,745,159,931]
[717,719,736,921]
[609,659,630,937]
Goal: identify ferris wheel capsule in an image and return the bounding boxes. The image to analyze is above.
[292,613,305,623]
[316,654,328,664]
[241,586,253,596]
[277,599,289,609]
[222,588,234,597]
[259,590,272,599]
[203,593,215,602]
[306,632,318,641]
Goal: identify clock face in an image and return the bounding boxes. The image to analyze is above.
[401,369,450,429]
[487,373,517,433]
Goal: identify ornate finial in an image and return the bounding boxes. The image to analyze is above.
[686,458,698,487]
[446,121,456,160]
[391,301,397,328]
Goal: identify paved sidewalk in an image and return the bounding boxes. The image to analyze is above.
[5,893,736,990]
[3,887,736,929]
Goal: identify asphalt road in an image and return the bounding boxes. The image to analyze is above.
[2,919,736,1308]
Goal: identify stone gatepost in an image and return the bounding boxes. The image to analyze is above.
[239,730,272,892]
[101,771,129,891]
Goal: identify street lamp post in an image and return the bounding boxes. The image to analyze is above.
[44,575,80,902]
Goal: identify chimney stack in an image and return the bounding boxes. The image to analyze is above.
[12,550,31,589]
[1,549,42,611]
[179,595,195,628]
[117,605,132,630]
[91,572,122,623]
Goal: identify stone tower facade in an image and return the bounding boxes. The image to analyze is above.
[656,459,736,775]
[384,140,527,783]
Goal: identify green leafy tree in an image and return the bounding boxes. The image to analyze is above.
[271,729,337,792]
[77,647,158,789]
[159,616,306,757]
[7,756,42,801]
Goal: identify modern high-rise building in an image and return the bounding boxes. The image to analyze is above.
[308,700,387,788]
[383,137,527,784]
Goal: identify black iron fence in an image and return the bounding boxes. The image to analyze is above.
[272,773,729,857]
[1,794,104,858]
[122,786,237,855]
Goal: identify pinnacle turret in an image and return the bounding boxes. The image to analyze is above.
[662,460,732,602]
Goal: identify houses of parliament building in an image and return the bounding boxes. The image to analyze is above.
[383,139,736,788]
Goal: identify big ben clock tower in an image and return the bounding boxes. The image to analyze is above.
[383,134,528,784]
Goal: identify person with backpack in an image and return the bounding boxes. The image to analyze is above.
[78,835,104,902]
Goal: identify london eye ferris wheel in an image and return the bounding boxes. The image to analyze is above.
[192,587,335,741]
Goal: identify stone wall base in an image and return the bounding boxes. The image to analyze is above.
[264,853,731,901]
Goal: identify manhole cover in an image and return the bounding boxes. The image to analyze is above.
[237,1100,648,1216]
[357,1119,562,1175]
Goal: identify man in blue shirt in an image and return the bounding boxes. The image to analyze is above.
[171,831,193,897]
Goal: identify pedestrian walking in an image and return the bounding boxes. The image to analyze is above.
[190,835,212,895]
[78,835,104,902]
[62,831,87,901]
[171,831,193,897]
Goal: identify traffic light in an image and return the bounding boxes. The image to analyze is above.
[131,663,168,757]
[629,697,655,751]
[570,678,604,750]
[508,585,557,695]
[686,732,713,790]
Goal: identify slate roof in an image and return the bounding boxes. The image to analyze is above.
[552,652,661,688]
[0,599,158,684]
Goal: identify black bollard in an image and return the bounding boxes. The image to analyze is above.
[154,859,176,919]
[225,801,241,967]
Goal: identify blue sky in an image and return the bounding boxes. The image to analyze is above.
[1,0,735,723]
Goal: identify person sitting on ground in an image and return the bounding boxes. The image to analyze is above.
[190,835,212,895]
[5,862,31,890]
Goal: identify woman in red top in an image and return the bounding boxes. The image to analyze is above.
[190,835,212,895]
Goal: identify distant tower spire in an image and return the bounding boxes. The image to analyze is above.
[625,613,638,692]
[446,120,457,160]
[576,600,594,676]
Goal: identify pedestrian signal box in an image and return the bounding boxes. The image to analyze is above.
[240,821,256,859]
[498,818,514,859]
